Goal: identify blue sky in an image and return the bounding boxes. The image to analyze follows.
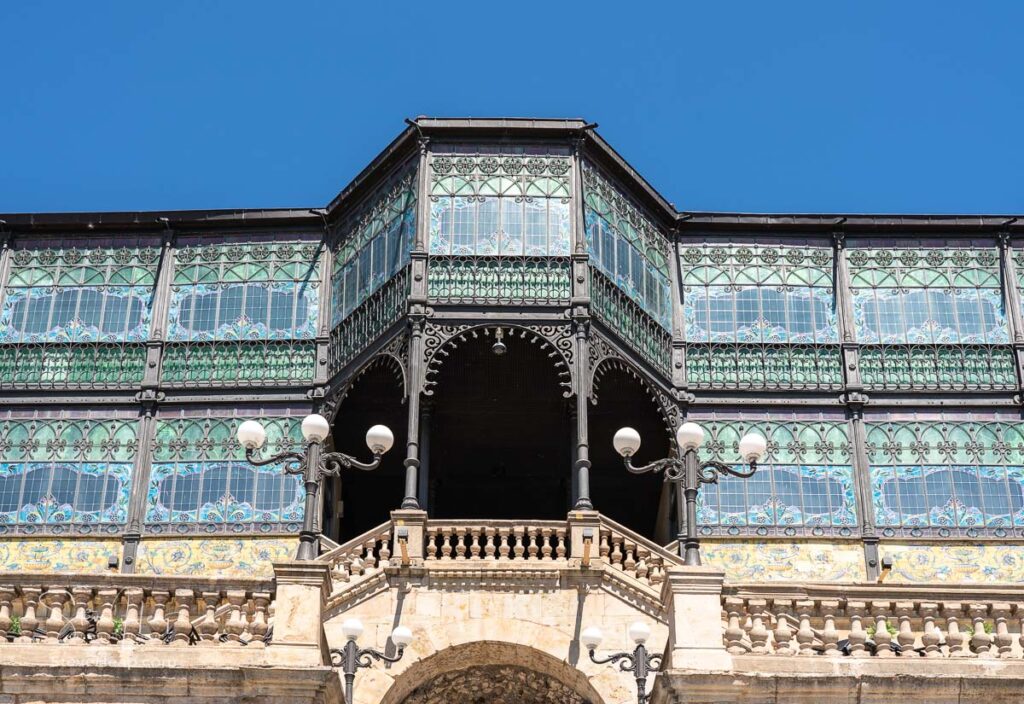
[1,2,1021,214]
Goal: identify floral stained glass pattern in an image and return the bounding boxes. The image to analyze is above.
[0,246,159,343]
[694,420,856,532]
[867,421,1024,532]
[146,416,304,533]
[332,167,417,328]
[169,242,320,342]
[849,248,1009,344]
[583,162,671,329]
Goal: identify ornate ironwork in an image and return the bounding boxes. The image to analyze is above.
[161,340,316,386]
[329,267,409,375]
[421,323,574,397]
[589,333,681,436]
[330,635,408,704]
[587,638,662,704]
[0,342,147,388]
[858,344,1017,390]
[427,255,571,305]
[685,342,843,390]
[590,268,671,375]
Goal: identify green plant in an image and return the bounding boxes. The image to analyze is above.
[964,622,994,636]
[113,617,124,637]
[9,616,20,637]
[865,623,898,638]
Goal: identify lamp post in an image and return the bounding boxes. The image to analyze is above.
[331,618,412,703]
[613,422,767,567]
[236,414,394,561]
[581,621,661,704]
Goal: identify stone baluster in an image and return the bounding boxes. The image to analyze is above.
[747,599,770,654]
[527,529,539,560]
[68,586,92,645]
[440,528,454,560]
[366,538,380,570]
[469,527,482,560]
[18,587,41,642]
[454,527,468,560]
[43,587,70,642]
[598,529,610,561]
[513,527,526,559]
[772,599,795,655]
[249,593,271,647]
[609,534,623,570]
[223,590,247,645]
[484,528,497,560]
[845,601,869,658]
[424,528,438,560]
[894,602,916,654]
[991,603,1013,659]
[969,604,994,658]
[943,602,967,657]
[196,591,220,644]
[820,600,841,656]
[635,547,650,582]
[919,602,941,657]
[1017,604,1024,658]
[0,586,14,643]
[555,529,567,560]
[170,589,195,645]
[498,528,511,560]
[541,527,553,560]
[94,588,118,644]
[870,601,893,658]
[123,588,144,641]
[147,591,170,645]
[795,600,816,656]
[724,597,749,654]
[378,531,392,567]
[622,541,636,574]
[649,556,664,586]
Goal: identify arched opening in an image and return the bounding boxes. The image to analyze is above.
[381,641,605,704]
[426,328,572,520]
[326,356,409,543]
[589,363,671,542]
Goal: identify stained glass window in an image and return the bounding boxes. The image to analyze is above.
[582,162,671,329]
[849,248,1008,344]
[694,419,856,533]
[146,415,304,533]
[0,246,159,343]
[868,420,1024,532]
[169,242,320,342]
[680,245,837,343]
[428,153,572,258]
[0,417,137,530]
[331,168,417,328]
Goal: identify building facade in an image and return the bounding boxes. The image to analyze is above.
[0,118,1022,703]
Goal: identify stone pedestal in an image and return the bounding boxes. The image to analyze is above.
[267,561,333,668]
[391,509,428,564]
[567,510,602,568]
[660,566,731,671]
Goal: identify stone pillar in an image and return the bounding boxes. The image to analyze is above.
[267,561,333,668]
[567,510,601,568]
[660,566,731,671]
[390,509,427,564]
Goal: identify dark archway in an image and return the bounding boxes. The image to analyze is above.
[426,328,572,520]
[588,363,672,541]
[327,357,408,543]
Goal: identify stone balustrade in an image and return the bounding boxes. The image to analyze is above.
[424,520,568,562]
[722,583,1024,658]
[598,515,676,588]
[0,574,274,647]
[320,522,393,583]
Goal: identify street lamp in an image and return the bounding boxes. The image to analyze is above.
[236,414,394,561]
[581,621,661,704]
[613,421,767,566]
[331,617,413,703]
